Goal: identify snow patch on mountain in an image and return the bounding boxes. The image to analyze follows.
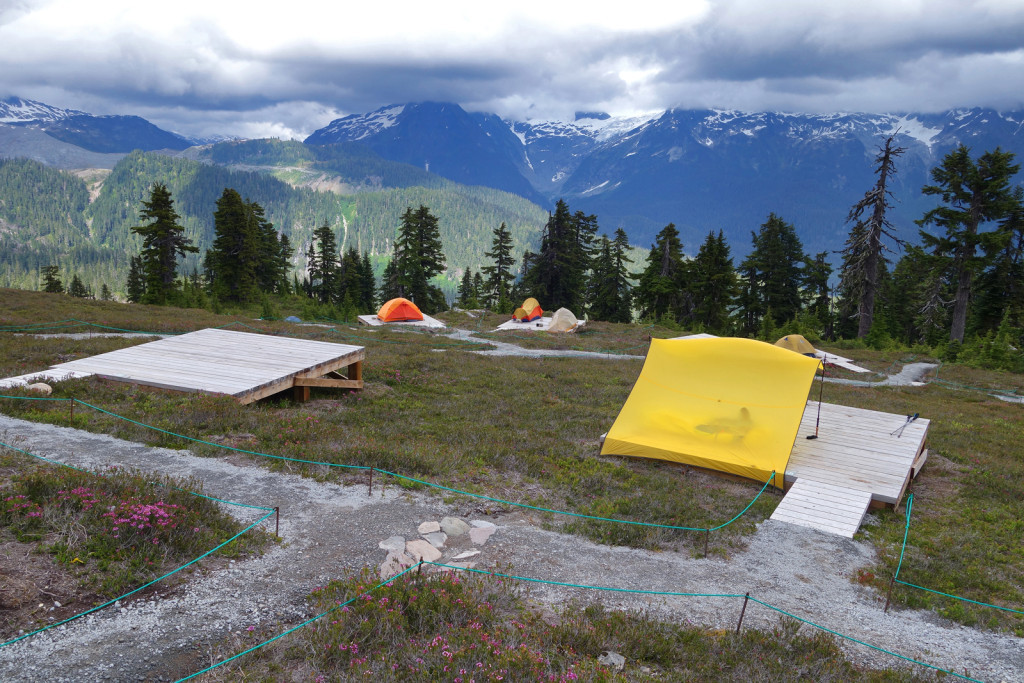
[0,96,84,124]
[313,104,406,141]
[888,116,941,149]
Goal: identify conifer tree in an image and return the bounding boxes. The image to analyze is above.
[588,234,634,323]
[67,274,90,298]
[635,223,685,322]
[131,183,197,304]
[100,283,113,301]
[392,205,447,313]
[840,134,905,338]
[205,188,261,303]
[803,251,833,334]
[738,213,807,331]
[307,222,339,303]
[42,265,63,293]
[520,200,594,312]
[917,145,1022,343]
[689,230,736,333]
[482,222,516,309]
[359,252,377,311]
[125,256,145,303]
[972,191,1024,334]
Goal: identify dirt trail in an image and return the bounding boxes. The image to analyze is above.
[0,415,1021,683]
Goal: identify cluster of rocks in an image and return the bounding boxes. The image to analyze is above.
[378,516,497,579]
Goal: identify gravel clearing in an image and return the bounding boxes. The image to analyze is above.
[0,414,1021,682]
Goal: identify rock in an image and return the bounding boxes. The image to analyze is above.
[380,550,415,580]
[378,536,405,552]
[440,517,470,537]
[598,651,626,671]
[27,383,52,396]
[469,525,496,545]
[405,539,442,563]
[452,550,480,560]
[422,531,447,548]
[417,521,441,534]
[435,561,476,573]
[470,520,496,529]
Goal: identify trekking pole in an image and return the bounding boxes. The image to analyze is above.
[806,360,825,440]
[891,413,919,438]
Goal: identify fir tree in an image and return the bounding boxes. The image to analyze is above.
[308,222,339,303]
[42,265,63,293]
[588,234,633,323]
[205,188,262,303]
[635,223,685,322]
[482,222,516,308]
[392,205,447,313]
[917,145,1022,343]
[840,134,906,338]
[520,200,594,313]
[100,283,113,301]
[972,191,1024,334]
[131,183,197,304]
[67,274,90,298]
[125,256,145,303]
[803,251,833,335]
[738,213,807,331]
[359,252,377,312]
[689,230,736,333]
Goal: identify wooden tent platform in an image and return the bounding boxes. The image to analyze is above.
[49,328,364,404]
[771,401,929,537]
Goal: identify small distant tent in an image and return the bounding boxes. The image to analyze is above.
[513,297,543,322]
[601,337,821,488]
[378,298,424,322]
[548,308,578,333]
[774,334,817,357]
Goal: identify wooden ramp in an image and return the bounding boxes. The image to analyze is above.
[48,328,365,404]
[770,479,872,538]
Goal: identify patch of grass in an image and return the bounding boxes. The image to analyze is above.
[0,447,269,602]
[211,569,933,682]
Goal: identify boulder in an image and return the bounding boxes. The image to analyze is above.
[26,383,52,396]
[440,517,470,537]
[417,520,441,534]
[405,539,442,563]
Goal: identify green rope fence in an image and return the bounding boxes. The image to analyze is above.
[0,395,776,535]
[0,439,276,648]
[174,560,987,683]
[893,494,1024,616]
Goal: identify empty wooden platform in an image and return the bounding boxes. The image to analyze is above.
[49,328,365,404]
[772,401,929,537]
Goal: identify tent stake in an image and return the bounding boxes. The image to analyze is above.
[736,592,750,633]
[884,576,896,613]
[704,529,709,558]
[274,507,280,538]
[69,398,74,423]
[368,467,373,497]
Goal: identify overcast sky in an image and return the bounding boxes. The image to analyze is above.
[2,0,1023,140]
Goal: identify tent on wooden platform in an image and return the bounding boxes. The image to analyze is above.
[548,308,579,333]
[378,297,424,322]
[512,297,543,322]
[774,334,817,357]
[600,337,821,488]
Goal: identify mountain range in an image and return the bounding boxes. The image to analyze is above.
[3,95,1024,265]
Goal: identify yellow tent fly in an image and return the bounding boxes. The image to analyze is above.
[601,337,821,488]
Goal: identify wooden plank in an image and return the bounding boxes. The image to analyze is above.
[771,478,872,538]
[292,377,363,389]
[911,448,929,479]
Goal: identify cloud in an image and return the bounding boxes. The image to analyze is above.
[1,0,1022,137]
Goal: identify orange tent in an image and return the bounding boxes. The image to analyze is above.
[513,297,543,322]
[378,297,424,322]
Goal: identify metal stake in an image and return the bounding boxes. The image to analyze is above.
[274,507,280,538]
[884,576,896,613]
[69,398,74,423]
[736,593,750,633]
[368,467,373,497]
[704,529,710,558]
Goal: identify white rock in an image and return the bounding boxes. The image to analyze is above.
[422,531,447,549]
[405,539,442,563]
[469,526,496,545]
[470,520,496,529]
[27,383,52,396]
[417,521,441,534]
[378,536,406,552]
[440,517,471,537]
[452,550,480,560]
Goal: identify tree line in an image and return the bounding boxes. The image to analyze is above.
[41,140,1024,370]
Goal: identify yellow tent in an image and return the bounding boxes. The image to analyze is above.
[774,334,817,357]
[601,337,821,488]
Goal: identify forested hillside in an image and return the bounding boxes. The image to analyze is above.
[0,152,549,296]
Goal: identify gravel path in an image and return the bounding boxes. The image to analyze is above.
[825,362,938,388]
[0,415,1020,682]
[446,327,645,360]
